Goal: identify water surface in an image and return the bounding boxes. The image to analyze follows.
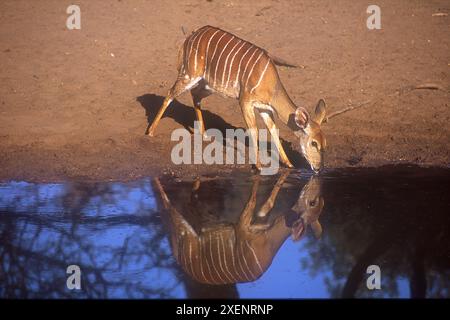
[0,166,449,298]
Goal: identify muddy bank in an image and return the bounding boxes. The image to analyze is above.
[0,0,449,182]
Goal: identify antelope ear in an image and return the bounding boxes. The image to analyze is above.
[294,107,309,130]
[313,99,327,124]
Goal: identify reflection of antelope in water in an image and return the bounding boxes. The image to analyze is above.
[154,172,324,285]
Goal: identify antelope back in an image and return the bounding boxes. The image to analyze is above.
[180,26,278,97]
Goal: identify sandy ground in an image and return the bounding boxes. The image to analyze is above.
[0,0,449,182]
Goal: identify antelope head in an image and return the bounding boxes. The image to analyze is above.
[288,176,324,241]
[294,99,327,173]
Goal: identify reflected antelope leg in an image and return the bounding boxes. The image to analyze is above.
[153,178,198,237]
[237,175,261,228]
[153,178,170,210]
[257,170,290,218]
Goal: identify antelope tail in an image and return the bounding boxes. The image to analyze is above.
[268,53,303,69]
[181,25,188,36]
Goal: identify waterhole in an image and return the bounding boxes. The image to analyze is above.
[0,166,448,298]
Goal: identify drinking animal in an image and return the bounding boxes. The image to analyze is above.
[146,26,327,172]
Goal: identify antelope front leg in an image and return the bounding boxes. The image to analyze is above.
[191,85,211,137]
[240,99,261,170]
[238,175,261,228]
[259,111,294,168]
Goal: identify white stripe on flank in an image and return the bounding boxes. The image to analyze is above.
[198,238,208,283]
[206,32,227,83]
[202,237,215,284]
[178,238,183,265]
[250,57,270,93]
[213,36,235,87]
[220,233,237,283]
[209,233,226,283]
[245,240,264,274]
[193,27,211,73]
[245,51,264,90]
[240,241,257,280]
[203,29,221,77]
[239,47,259,89]
[180,63,185,75]
[236,242,252,281]
[186,30,202,72]
[229,237,243,281]
[182,240,189,272]
[225,41,246,89]
[216,233,233,283]
[221,39,242,88]
[188,242,196,279]
[234,45,254,89]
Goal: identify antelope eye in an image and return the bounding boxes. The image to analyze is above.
[311,141,318,148]
[309,200,316,207]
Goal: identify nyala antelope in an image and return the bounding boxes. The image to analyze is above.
[146,25,327,172]
[154,172,324,285]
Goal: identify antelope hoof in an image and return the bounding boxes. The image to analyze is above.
[257,208,270,217]
[284,161,294,169]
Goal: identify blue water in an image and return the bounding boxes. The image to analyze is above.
[0,168,449,298]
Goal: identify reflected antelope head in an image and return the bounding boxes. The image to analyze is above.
[154,173,324,285]
[289,176,324,241]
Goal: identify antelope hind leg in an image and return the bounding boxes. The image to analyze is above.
[146,76,201,136]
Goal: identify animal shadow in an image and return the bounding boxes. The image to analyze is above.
[136,93,305,167]
[136,94,239,135]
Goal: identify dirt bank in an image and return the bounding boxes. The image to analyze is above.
[0,0,449,182]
